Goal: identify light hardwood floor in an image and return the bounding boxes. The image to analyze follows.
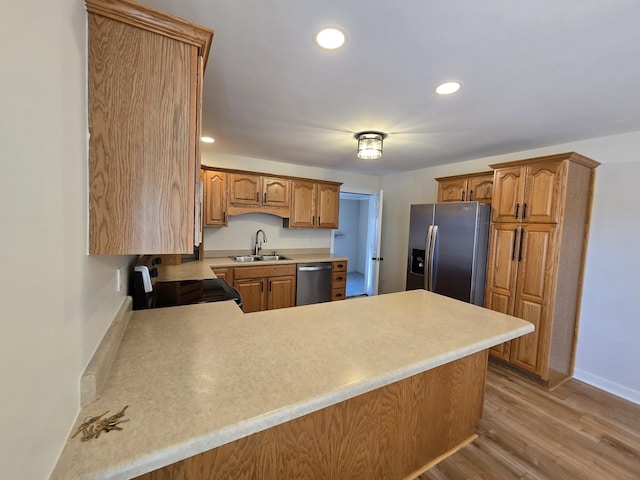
[419,361,640,480]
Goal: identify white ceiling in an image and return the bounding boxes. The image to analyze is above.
[142,0,640,175]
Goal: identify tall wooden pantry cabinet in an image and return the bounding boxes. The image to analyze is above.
[484,152,599,387]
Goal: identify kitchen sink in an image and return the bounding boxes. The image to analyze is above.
[230,255,262,262]
[229,254,291,262]
[258,255,290,261]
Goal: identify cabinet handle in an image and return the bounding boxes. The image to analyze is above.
[512,228,518,261]
[337,276,344,281]
[264,192,267,203]
[318,216,321,225]
[515,203,520,219]
[518,228,524,262]
[269,280,272,292]
[461,191,465,201]
[522,203,527,219]
[469,190,473,201]
[256,192,259,202]
[224,211,227,223]
[261,280,264,292]
[335,293,343,298]
[312,216,315,226]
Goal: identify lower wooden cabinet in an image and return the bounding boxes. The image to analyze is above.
[331,260,347,300]
[233,264,296,313]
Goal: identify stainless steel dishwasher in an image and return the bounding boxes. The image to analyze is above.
[296,262,333,306]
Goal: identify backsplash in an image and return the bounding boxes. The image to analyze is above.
[203,213,332,254]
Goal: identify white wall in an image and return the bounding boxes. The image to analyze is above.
[1,1,132,478]
[201,152,381,252]
[379,131,640,403]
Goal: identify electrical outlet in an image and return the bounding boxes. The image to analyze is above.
[117,268,122,292]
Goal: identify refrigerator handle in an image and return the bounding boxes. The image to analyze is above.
[424,225,433,290]
[428,225,439,291]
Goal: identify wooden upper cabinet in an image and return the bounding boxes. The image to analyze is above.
[491,160,564,224]
[316,182,340,229]
[436,172,494,204]
[229,173,261,206]
[288,180,316,228]
[287,180,340,229]
[86,0,212,255]
[228,173,291,216]
[262,177,290,208]
[203,170,227,227]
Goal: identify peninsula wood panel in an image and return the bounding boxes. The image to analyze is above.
[135,350,488,480]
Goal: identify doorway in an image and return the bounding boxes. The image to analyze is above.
[333,191,383,297]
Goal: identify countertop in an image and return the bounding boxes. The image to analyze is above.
[50,290,532,480]
[155,254,349,283]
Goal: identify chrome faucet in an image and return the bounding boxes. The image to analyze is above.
[254,229,268,256]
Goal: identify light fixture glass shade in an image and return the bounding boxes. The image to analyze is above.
[355,131,387,159]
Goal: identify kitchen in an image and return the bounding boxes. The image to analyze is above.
[3,1,640,480]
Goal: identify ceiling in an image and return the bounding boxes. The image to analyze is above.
[143,0,640,175]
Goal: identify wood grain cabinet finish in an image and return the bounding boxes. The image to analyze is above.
[436,171,494,204]
[491,159,563,224]
[331,260,348,300]
[233,264,296,313]
[287,180,340,229]
[203,170,227,227]
[228,173,290,216]
[484,152,599,387]
[86,0,212,254]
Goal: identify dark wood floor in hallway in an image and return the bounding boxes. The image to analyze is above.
[418,362,640,480]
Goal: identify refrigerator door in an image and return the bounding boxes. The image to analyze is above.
[406,203,434,290]
[431,202,490,305]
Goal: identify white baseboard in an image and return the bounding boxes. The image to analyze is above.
[573,368,640,405]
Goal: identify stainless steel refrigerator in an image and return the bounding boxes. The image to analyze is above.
[406,202,490,305]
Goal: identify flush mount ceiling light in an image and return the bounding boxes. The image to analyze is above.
[354,131,387,160]
[200,136,215,143]
[315,27,346,49]
[435,81,462,95]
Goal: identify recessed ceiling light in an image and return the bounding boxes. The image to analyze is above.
[315,27,346,50]
[435,81,462,95]
[200,136,215,143]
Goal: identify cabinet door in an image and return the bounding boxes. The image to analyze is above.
[267,276,296,310]
[437,178,467,202]
[491,167,526,223]
[262,177,290,208]
[289,180,316,228]
[510,224,557,378]
[234,278,265,313]
[88,15,199,254]
[467,174,494,204]
[522,160,563,224]
[484,224,521,361]
[229,173,261,206]
[317,183,340,228]
[203,170,227,226]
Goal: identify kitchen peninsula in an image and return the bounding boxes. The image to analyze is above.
[51,290,532,480]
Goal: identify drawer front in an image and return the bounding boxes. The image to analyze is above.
[332,272,346,288]
[332,260,347,272]
[332,288,346,301]
[233,264,296,280]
